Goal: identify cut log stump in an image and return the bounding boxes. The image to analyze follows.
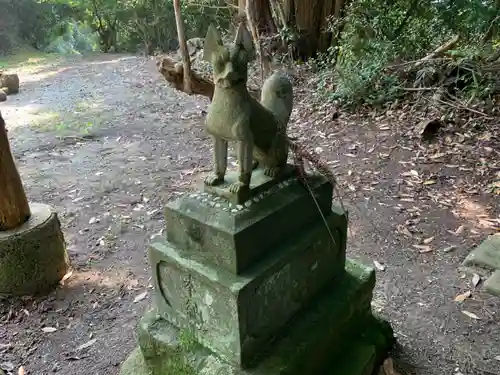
[0,203,69,296]
[0,111,69,297]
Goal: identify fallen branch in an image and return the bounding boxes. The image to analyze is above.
[411,35,460,71]
[424,95,495,119]
[157,57,214,99]
[156,56,261,101]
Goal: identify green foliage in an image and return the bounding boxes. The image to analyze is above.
[35,0,231,53]
[1,0,232,55]
[0,50,58,70]
[319,0,500,107]
[44,20,99,54]
[0,0,71,53]
[124,0,231,53]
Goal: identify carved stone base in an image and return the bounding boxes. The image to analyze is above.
[462,235,500,297]
[150,206,346,367]
[119,259,395,375]
[165,171,335,274]
[203,165,297,205]
[120,165,394,374]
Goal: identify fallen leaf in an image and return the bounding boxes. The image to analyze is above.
[18,367,25,375]
[401,170,419,178]
[454,291,472,302]
[479,219,497,229]
[373,261,386,271]
[400,226,413,238]
[472,274,481,287]
[60,269,74,285]
[412,244,432,253]
[133,291,147,303]
[76,338,96,351]
[42,327,58,333]
[461,310,480,319]
[126,279,139,290]
[442,245,456,253]
[423,236,435,244]
[88,217,99,225]
[454,225,465,235]
[429,152,446,159]
[495,355,500,361]
[423,180,437,185]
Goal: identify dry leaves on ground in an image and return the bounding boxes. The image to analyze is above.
[41,327,58,333]
[454,290,472,302]
[461,310,480,320]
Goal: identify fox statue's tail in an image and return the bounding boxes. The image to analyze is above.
[260,72,294,132]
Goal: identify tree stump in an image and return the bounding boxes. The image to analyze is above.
[0,111,31,231]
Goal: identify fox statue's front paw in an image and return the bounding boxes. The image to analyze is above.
[264,167,281,178]
[204,173,224,186]
[229,181,249,194]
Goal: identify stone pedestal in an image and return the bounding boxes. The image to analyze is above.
[462,235,500,297]
[120,167,394,375]
[0,202,69,297]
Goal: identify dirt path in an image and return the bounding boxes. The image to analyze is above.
[0,54,499,375]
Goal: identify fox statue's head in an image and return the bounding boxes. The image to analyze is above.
[203,23,255,88]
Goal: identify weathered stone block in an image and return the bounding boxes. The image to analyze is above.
[164,173,334,274]
[485,270,500,297]
[463,235,500,271]
[0,202,69,297]
[203,165,297,205]
[462,235,500,297]
[149,210,346,367]
[120,259,394,375]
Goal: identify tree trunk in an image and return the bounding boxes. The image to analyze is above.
[238,0,246,16]
[284,0,346,60]
[246,0,274,82]
[0,111,31,231]
[173,0,192,94]
[253,0,277,35]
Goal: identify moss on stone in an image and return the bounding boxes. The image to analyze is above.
[119,258,394,375]
[179,328,199,352]
[0,203,69,297]
[119,348,151,375]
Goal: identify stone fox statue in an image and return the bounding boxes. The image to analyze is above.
[203,23,293,194]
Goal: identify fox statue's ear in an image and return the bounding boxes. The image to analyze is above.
[203,24,222,62]
[234,22,254,59]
